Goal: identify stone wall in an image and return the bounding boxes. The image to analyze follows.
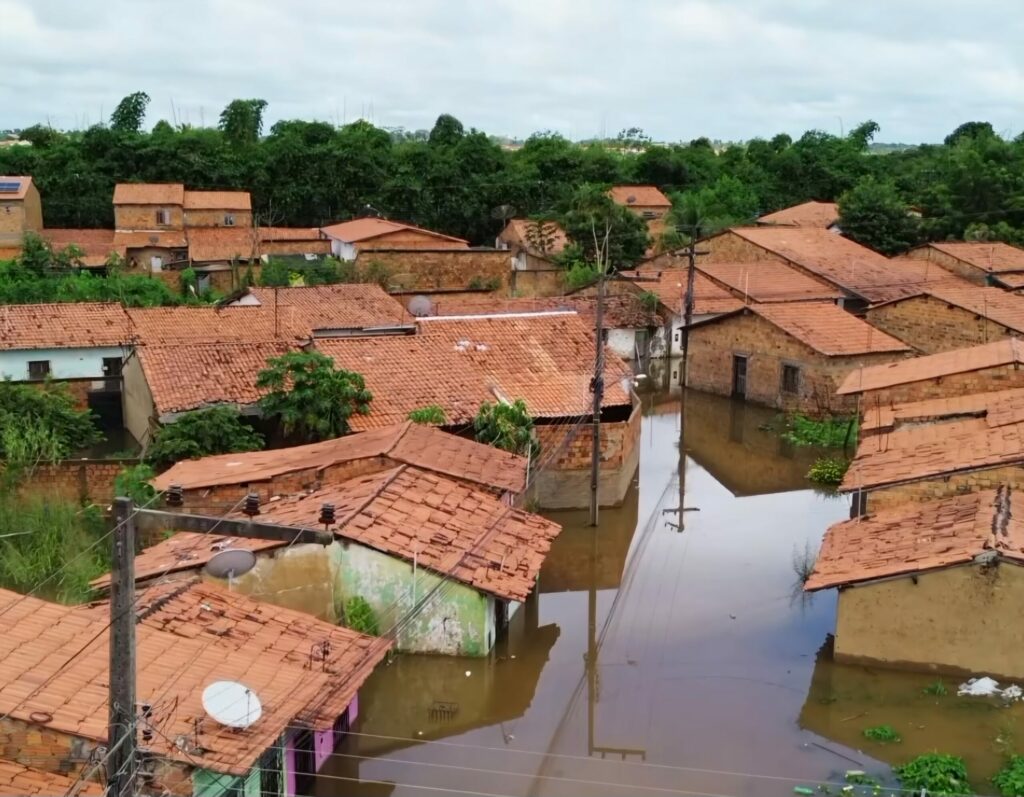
[861,464,1024,512]
[905,246,986,285]
[354,248,512,292]
[115,204,184,231]
[686,310,908,415]
[865,294,1014,354]
[857,363,1024,408]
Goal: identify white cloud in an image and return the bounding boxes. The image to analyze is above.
[1,0,1022,142]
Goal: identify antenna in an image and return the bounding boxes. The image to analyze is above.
[202,681,263,729]
[205,549,257,579]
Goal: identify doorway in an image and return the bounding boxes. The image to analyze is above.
[731,355,748,399]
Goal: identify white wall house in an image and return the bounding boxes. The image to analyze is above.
[0,346,125,382]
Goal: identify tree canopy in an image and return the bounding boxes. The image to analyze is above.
[145,406,263,469]
[838,176,921,256]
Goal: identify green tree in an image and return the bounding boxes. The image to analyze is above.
[219,99,268,145]
[838,176,921,255]
[473,399,540,459]
[109,91,151,133]
[428,114,465,147]
[257,351,372,442]
[114,463,157,504]
[561,184,649,269]
[145,406,263,469]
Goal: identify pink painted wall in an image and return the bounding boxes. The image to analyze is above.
[283,694,359,795]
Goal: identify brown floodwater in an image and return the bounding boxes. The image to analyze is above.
[314,390,1022,797]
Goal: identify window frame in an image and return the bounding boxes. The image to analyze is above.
[27,360,51,381]
[781,363,801,395]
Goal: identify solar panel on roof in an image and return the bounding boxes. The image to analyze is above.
[0,181,22,193]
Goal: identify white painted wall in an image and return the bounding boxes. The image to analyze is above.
[329,239,357,261]
[0,347,124,381]
[606,328,637,360]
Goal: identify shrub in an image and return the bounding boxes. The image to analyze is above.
[408,405,446,425]
[146,407,264,469]
[344,596,380,636]
[807,457,849,486]
[114,463,157,505]
[993,755,1024,797]
[0,381,102,462]
[782,414,856,447]
[895,753,970,796]
[863,725,902,743]
[563,261,601,291]
[637,291,660,312]
[474,399,540,459]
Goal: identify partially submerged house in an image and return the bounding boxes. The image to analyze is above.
[756,200,839,230]
[806,488,1024,679]
[685,301,911,414]
[320,218,468,260]
[0,579,389,797]
[904,241,1024,287]
[841,387,1024,511]
[865,284,1024,355]
[836,337,1024,408]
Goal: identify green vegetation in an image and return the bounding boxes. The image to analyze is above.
[781,414,856,448]
[895,754,971,796]
[637,291,661,313]
[474,399,540,459]
[114,463,157,504]
[806,457,850,486]
[258,256,354,288]
[564,261,601,291]
[993,756,1024,797]
[0,381,101,465]
[344,596,380,636]
[838,176,921,255]
[923,679,949,697]
[863,725,902,744]
[257,351,372,442]
[407,405,446,425]
[843,771,883,788]
[146,406,264,469]
[467,275,502,291]
[562,184,650,267]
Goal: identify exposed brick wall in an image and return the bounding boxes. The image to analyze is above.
[857,363,1024,407]
[865,295,1015,354]
[510,268,566,298]
[184,209,254,228]
[686,310,908,415]
[354,249,512,292]
[115,205,184,231]
[905,246,986,285]
[18,459,136,504]
[358,230,467,250]
[863,464,1024,512]
[261,239,331,256]
[0,185,41,245]
[700,232,778,264]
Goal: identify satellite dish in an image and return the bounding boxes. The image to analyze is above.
[202,681,263,729]
[407,295,435,318]
[205,549,257,579]
[491,204,516,222]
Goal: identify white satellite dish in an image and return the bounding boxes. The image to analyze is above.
[205,549,257,579]
[202,680,263,729]
[407,295,435,318]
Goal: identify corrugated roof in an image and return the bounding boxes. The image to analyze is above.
[0,758,103,796]
[608,185,671,207]
[757,201,839,229]
[806,488,1024,591]
[696,260,844,303]
[321,217,468,245]
[183,190,252,211]
[920,241,1024,274]
[619,268,744,316]
[152,421,528,495]
[113,183,185,205]
[837,338,1024,395]
[0,302,130,350]
[0,176,31,201]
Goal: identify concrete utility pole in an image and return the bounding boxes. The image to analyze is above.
[107,498,137,797]
[589,245,607,528]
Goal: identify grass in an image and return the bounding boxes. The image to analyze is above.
[863,724,902,743]
[923,679,949,697]
[781,414,857,448]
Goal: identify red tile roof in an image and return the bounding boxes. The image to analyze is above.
[859,389,1014,435]
[186,227,259,261]
[837,338,1024,395]
[245,285,410,331]
[619,268,744,316]
[257,226,325,242]
[994,272,1024,290]
[842,388,1024,490]
[0,302,130,350]
[321,217,467,245]
[757,201,839,229]
[183,190,252,211]
[498,219,568,255]
[113,183,185,205]
[696,260,844,303]
[243,465,562,601]
[0,584,386,777]
[152,421,529,495]
[0,176,32,201]
[914,284,1024,334]
[135,341,297,416]
[126,306,308,345]
[806,488,1024,591]
[41,228,122,267]
[0,758,103,796]
[114,230,188,249]
[919,241,1024,274]
[608,185,671,208]
[317,314,632,429]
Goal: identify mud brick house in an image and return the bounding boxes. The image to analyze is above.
[865,284,1024,355]
[99,466,560,656]
[685,301,911,414]
[0,580,389,797]
[841,387,1024,511]
[836,338,1024,408]
[496,218,568,270]
[806,488,1024,679]
[0,759,102,796]
[904,241,1024,287]
[113,183,190,270]
[695,260,845,304]
[608,185,672,240]
[699,227,955,309]
[0,176,42,258]
[182,189,253,228]
[756,200,839,229]
[321,217,468,260]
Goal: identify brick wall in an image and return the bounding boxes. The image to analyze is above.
[686,310,908,415]
[865,295,1014,354]
[184,209,254,228]
[261,239,331,256]
[857,363,1024,407]
[0,202,27,244]
[700,232,780,264]
[359,230,467,250]
[863,464,1024,512]
[906,246,986,285]
[354,249,512,292]
[115,204,184,231]
[18,459,136,504]
[510,268,566,297]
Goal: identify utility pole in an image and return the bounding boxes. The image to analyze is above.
[589,248,607,527]
[108,497,137,797]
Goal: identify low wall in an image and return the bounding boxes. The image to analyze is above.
[861,463,1024,512]
[355,248,512,292]
[17,458,137,504]
[510,268,566,298]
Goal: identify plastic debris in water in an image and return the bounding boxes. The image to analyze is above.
[794,788,815,795]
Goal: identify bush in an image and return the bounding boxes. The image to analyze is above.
[408,405,446,425]
[895,753,970,796]
[146,407,264,469]
[806,456,849,486]
[637,291,660,312]
[0,381,102,461]
[781,414,856,447]
[863,725,901,743]
[564,261,601,291]
[344,596,380,636]
[474,399,540,459]
[114,463,157,505]
[993,756,1024,797]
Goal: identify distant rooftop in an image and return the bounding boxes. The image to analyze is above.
[608,185,671,207]
[757,201,839,229]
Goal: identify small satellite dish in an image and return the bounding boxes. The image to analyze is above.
[205,549,257,579]
[407,295,435,317]
[202,680,263,729]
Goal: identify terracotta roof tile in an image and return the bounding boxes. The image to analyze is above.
[757,201,839,229]
[257,227,325,242]
[608,185,671,208]
[152,421,528,494]
[113,183,185,205]
[41,228,122,267]
[859,387,1024,434]
[126,306,309,345]
[183,190,252,211]
[619,268,744,316]
[317,314,632,429]
[807,487,1024,590]
[0,302,130,350]
[740,302,911,356]
[113,230,188,249]
[837,338,1024,395]
[186,227,259,261]
[994,272,1024,290]
[321,217,467,245]
[426,294,662,329]
[0,176,32,201]
[498,219,568,255]
[696,260,844,302]
[920,241,1024,274]
[136,341,297,416]
[246,285,410,331]
[0,758,103,796]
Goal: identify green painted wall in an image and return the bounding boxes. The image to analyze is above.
[193,766,260,797]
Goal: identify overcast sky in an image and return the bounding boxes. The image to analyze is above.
[2,0,1022,143]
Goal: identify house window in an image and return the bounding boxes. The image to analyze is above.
[781,364,801,394]
[224,213,235,226]
[28,360,51,381]
[102,357,123,377]
[155,209,170,225]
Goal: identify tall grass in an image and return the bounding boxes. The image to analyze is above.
[0,492,109,603]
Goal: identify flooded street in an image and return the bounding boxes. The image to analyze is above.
[317,390,1024,796]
